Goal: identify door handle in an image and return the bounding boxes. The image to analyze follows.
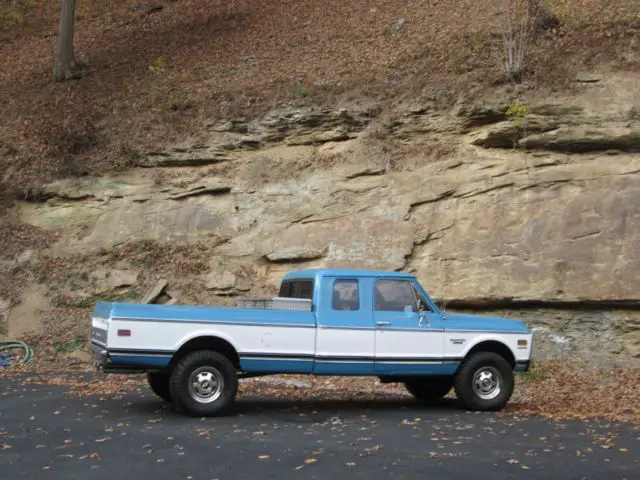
[376,321,390,326]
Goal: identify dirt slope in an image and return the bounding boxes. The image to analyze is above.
[1,0,638,195]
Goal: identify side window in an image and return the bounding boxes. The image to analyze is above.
[332,278,360,311]
[375,279,418,312]
[280,280,314,299]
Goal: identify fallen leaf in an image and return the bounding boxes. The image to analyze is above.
[258,455,270,460]
[304,458,318,464]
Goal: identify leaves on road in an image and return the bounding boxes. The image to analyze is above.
[508,360,640,424]
[4,358,640,424]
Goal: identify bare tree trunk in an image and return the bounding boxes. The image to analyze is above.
[53,0,83,82]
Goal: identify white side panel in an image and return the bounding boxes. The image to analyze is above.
[444,332,533,361]
[315,327,374,358]
[107,320,316,356]
[375,330,443,359]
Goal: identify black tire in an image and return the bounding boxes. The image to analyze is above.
[147,372,172,402]
[169,350,238,417]
[404,377,453,402]
[453,352,514,411]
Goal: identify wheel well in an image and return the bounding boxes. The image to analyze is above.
[169,336,240,369]
[465,341,515,368]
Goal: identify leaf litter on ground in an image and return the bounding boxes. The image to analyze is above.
[4,359,640,424]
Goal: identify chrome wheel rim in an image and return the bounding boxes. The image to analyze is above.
[472,366,501,400]
[188,366,224,404]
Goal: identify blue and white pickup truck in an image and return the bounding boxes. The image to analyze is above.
[91,269,533,416]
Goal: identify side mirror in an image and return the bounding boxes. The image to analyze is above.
[439,298,447,313]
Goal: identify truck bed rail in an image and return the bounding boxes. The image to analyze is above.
[235,296,312,311]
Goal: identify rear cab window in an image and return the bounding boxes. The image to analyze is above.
[279,279,314,299]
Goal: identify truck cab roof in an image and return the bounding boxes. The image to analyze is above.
[282,268,416,281]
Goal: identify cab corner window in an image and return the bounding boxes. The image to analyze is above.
[332,278,360,311]
[375,279,417,312]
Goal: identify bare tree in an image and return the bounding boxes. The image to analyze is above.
[53,0,83,82]
[500,0,535,83]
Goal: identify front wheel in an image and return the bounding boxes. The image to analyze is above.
[453,352,514,411]
[169,350,238,417]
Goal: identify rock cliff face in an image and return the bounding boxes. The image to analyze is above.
[7,74,640,365]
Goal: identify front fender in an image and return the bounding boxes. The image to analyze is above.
[447,332,531,364]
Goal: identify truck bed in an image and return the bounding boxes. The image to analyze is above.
[91,301,317,372]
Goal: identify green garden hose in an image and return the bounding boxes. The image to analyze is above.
[0,340,35,367]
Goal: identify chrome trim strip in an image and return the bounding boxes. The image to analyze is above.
[112,317,316,329]
[108,316,529,335]
[110,352,173,358]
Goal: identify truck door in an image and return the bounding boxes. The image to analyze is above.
[373,277,446,375]
[313,276,376,375]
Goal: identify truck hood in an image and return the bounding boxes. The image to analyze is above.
[444,312,530,334]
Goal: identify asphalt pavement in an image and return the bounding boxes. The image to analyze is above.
[1,374,639,480]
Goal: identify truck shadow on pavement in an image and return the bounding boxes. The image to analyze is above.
[126,393,468,423]
[232,397,465,422]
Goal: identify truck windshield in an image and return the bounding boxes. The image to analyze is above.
[279,280,314,299]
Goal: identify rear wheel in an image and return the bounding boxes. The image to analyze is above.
[169,350,238,417]
[453,352,514,411]
[404,377,453,402]
[147,372,171,402]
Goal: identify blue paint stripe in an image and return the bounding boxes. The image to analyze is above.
[239,358,314,374]
[110,354,172,368]
[313,361,374,375]
[239,356,462,376]
[114,318,317,329]
[375,362,460,376]
[102,301,317,326]
[97,303,529,334]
